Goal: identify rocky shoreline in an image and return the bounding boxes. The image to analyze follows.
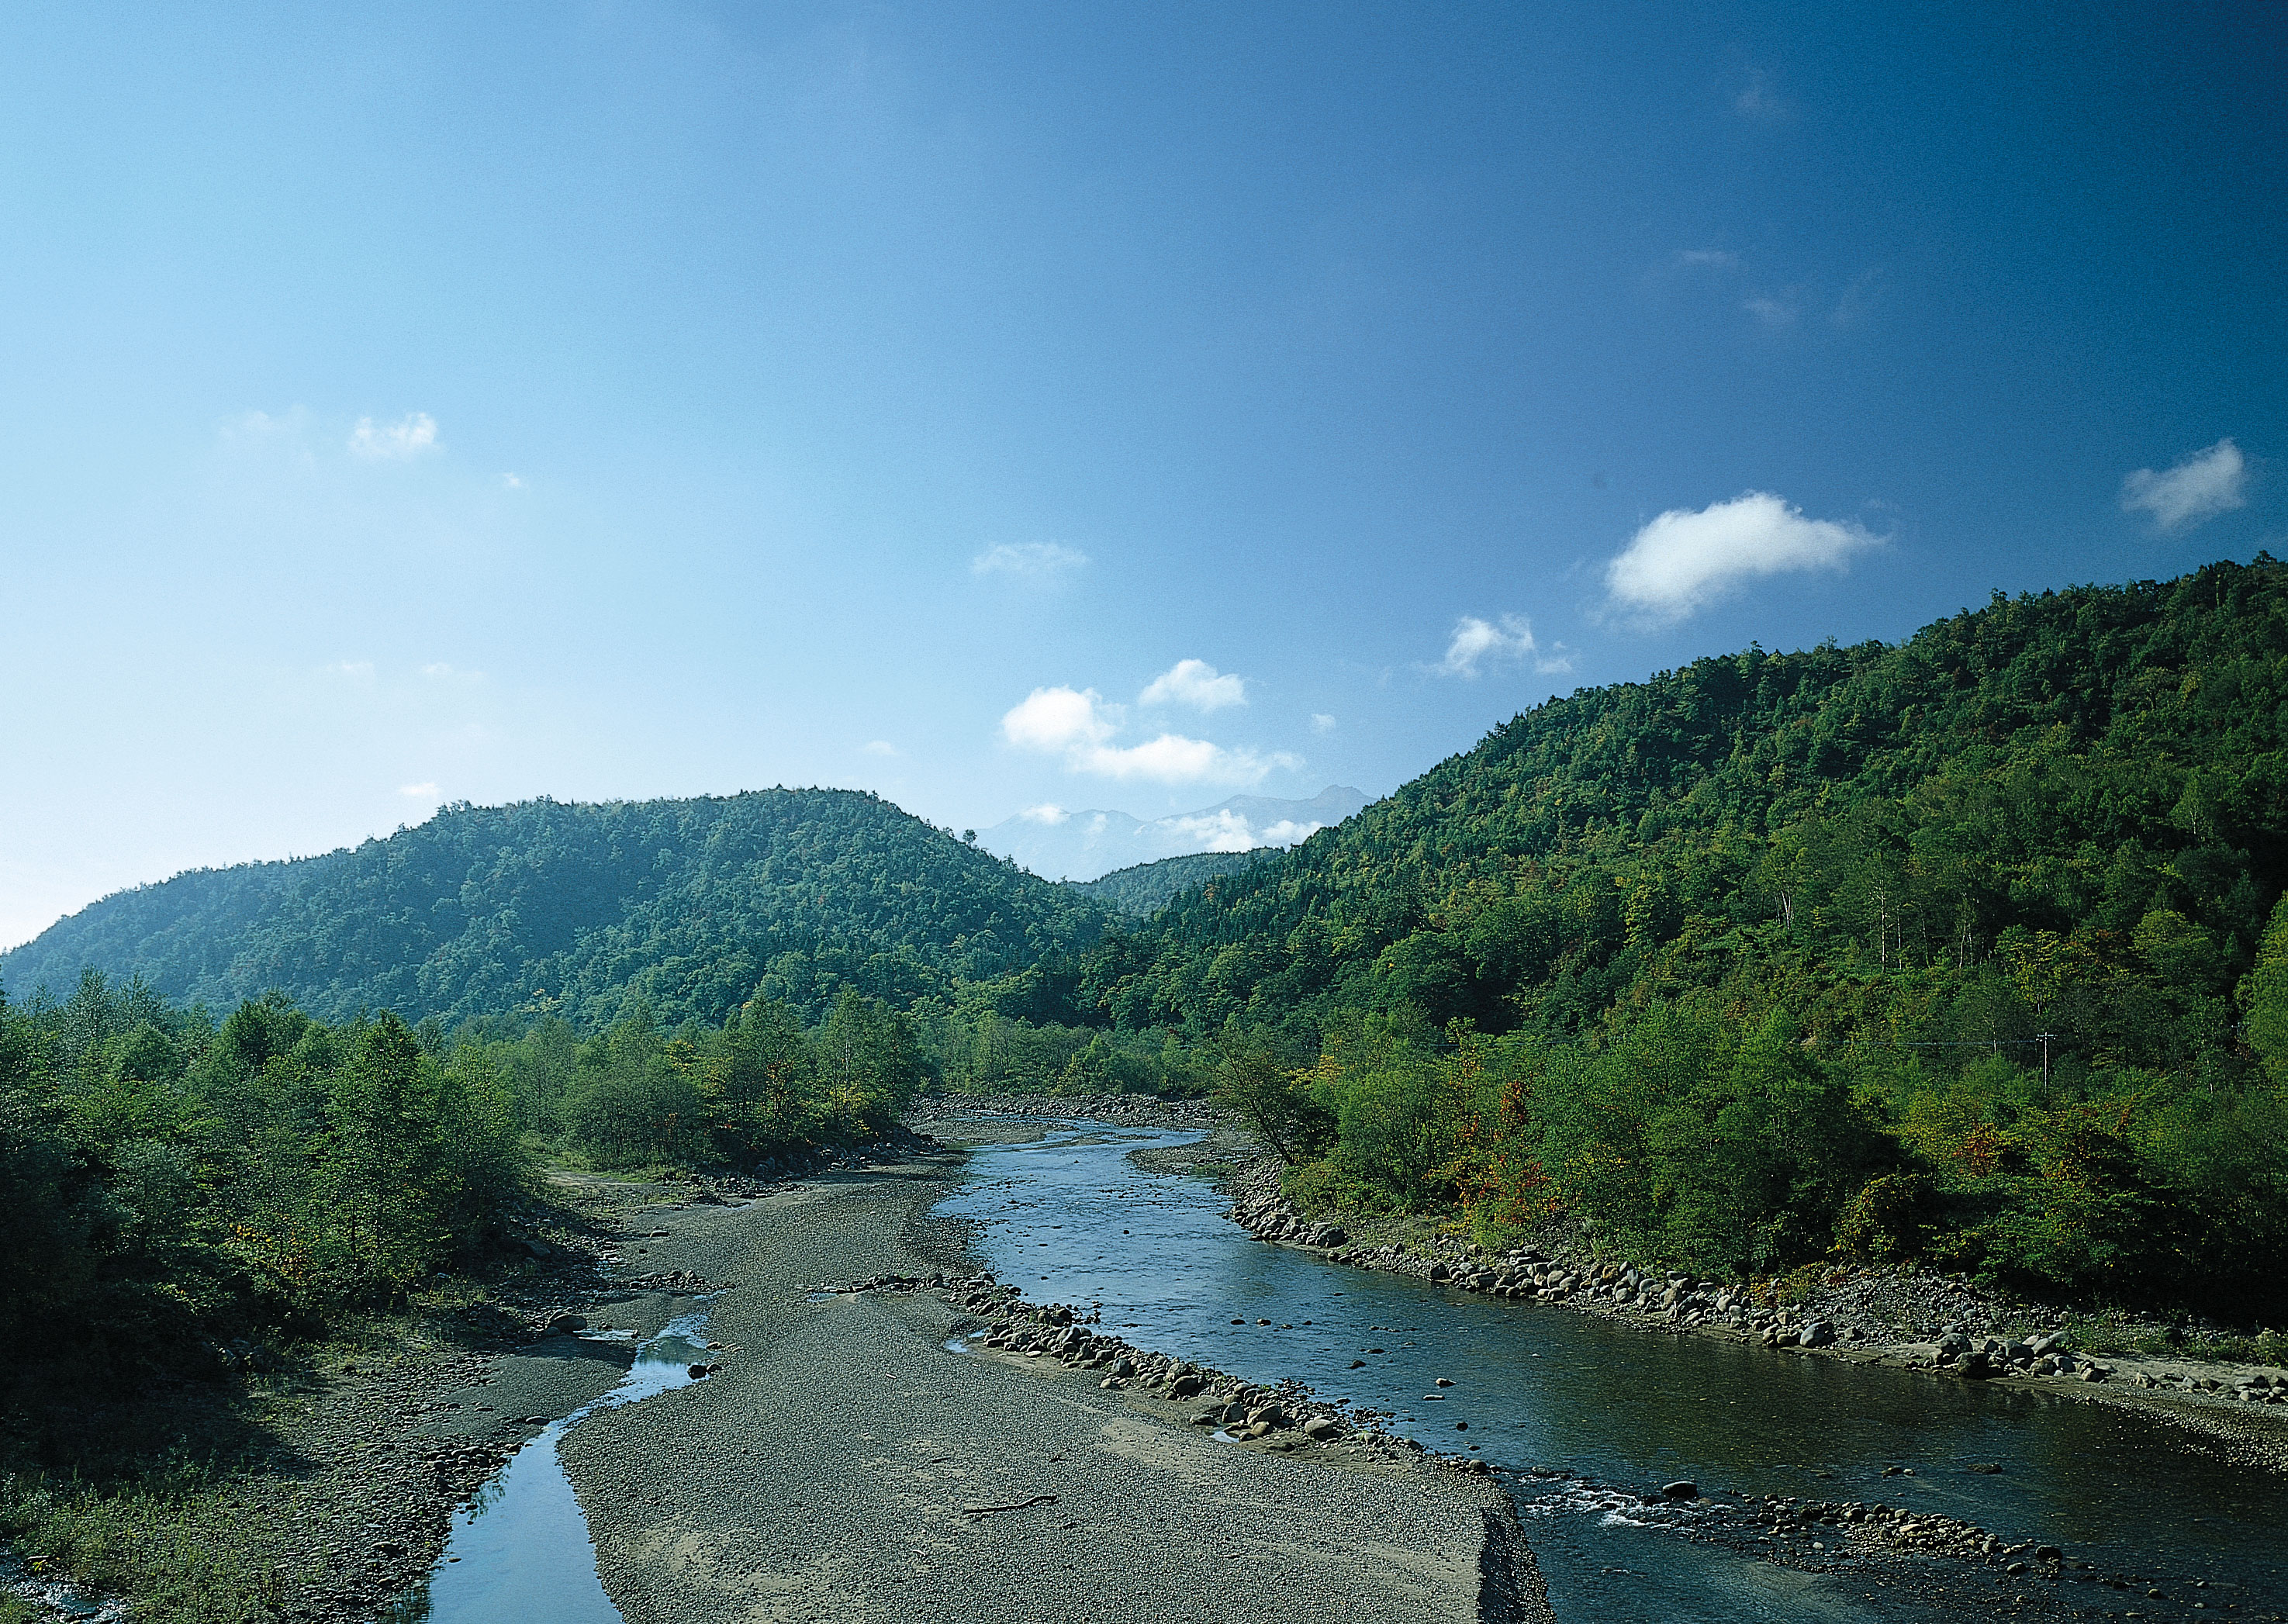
[1218,1156,2288,1477]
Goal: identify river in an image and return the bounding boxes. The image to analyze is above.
[384,1114,2286,1622]
[933,1116,2288,1622]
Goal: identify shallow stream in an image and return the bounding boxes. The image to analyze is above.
[383,1308,714,1623]
[934,1118,2288,1622]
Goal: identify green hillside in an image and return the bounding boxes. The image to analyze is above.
[1063,848,1277,917]
[1079,558,2288,1315]
[2,790,1106,1028]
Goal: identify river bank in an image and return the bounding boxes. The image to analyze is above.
[558,1122,1545,1622]
[5,1114,1540,1624]
[1213,1156,2288,1477]
[0,1159,783,1624]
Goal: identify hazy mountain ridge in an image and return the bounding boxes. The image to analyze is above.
[980,786,1367,882]
[1061,849,1276,917]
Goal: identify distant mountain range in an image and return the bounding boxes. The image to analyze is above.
[978,786,1368,882]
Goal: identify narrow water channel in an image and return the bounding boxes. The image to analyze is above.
[932,1117,2288,1622]
[384,1308,714,1624]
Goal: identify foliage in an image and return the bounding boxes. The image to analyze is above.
[0,973,528,1367]
[2,790,1108,1031]
[467,986,930,1170]
[1083,559,2288,1315]
[1063,849,1273,918]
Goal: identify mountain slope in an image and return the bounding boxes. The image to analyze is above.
[980,786,1367,881]
[1063,849,1276,918]
[1070,559,2288,1311]
[1082,560,2288,1041]
[2,790,1106,1028]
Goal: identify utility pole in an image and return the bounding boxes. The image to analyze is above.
[2037,1032,2055,1086]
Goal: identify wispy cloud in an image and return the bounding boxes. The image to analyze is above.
[1436,614,1567,678]
[501,472,524,489]
[1830,268,1885,329]
[862,739,900,757]
[1678,249,1740,270]
[1744,295,1796,329]
[1605,491,1878,622]
[399,782,439,798]
[324,659,376,682]
[971,541,1089,579]
[1734,67,1789,122]
[1018,803,1070,825]
[1309,713,1337,734]
[1140,658,1246,711]
[348,412,441,461]
[2120,438,2249,532]
[999,685,1298,786]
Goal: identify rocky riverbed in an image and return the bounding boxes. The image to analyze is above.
[555,1130,1547,1622]
[6,1120,1542,1624]
[1218,1157,2288,1477]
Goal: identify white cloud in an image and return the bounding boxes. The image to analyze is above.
[1678,249,1740,269]
[1438,613,1540,678]
[971,541,1089,579]
[999,684,1298,786]
[1164,810,1262,852]
[1604,491,1878,622]
[1744,295,1796,329]
[399,782,439,798]
[325,659,376,682]
[2120,439,2249,532]
[1310,713,1337,734]
[1001,686,1120,752]
[1018,803,1070,825]
[1140,658,1246,711]
[862,740,899,757]
[1259,818,1326,844]
[1155,810,1327,852]
[348,412,441,461]
[502,472,524,489]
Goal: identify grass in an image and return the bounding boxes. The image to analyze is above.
[2062,1318,2288,1365]
[0,1454,283,1624]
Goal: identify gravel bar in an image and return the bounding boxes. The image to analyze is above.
[560,1151,1547,1622]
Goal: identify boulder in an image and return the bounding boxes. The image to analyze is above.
[1301,1416,1339,1440]
[1661,1481,1699,1501]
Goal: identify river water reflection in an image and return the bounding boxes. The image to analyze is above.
[932,1117,2288,1622]
[383,1309,714,1624]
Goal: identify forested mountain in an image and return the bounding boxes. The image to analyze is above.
[1063,849,1276,917]
[1077,559,2288,1315]
[2,790,1106,1029]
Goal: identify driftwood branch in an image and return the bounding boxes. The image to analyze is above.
[962,1494,1059,1515]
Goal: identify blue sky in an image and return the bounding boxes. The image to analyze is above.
[4,2,2283,947]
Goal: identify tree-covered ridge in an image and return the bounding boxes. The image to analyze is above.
[1062,848,1276,918]
[3,790,1110,1031]
[1087,559,2287,1038]
[1101,559,2288,1316]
